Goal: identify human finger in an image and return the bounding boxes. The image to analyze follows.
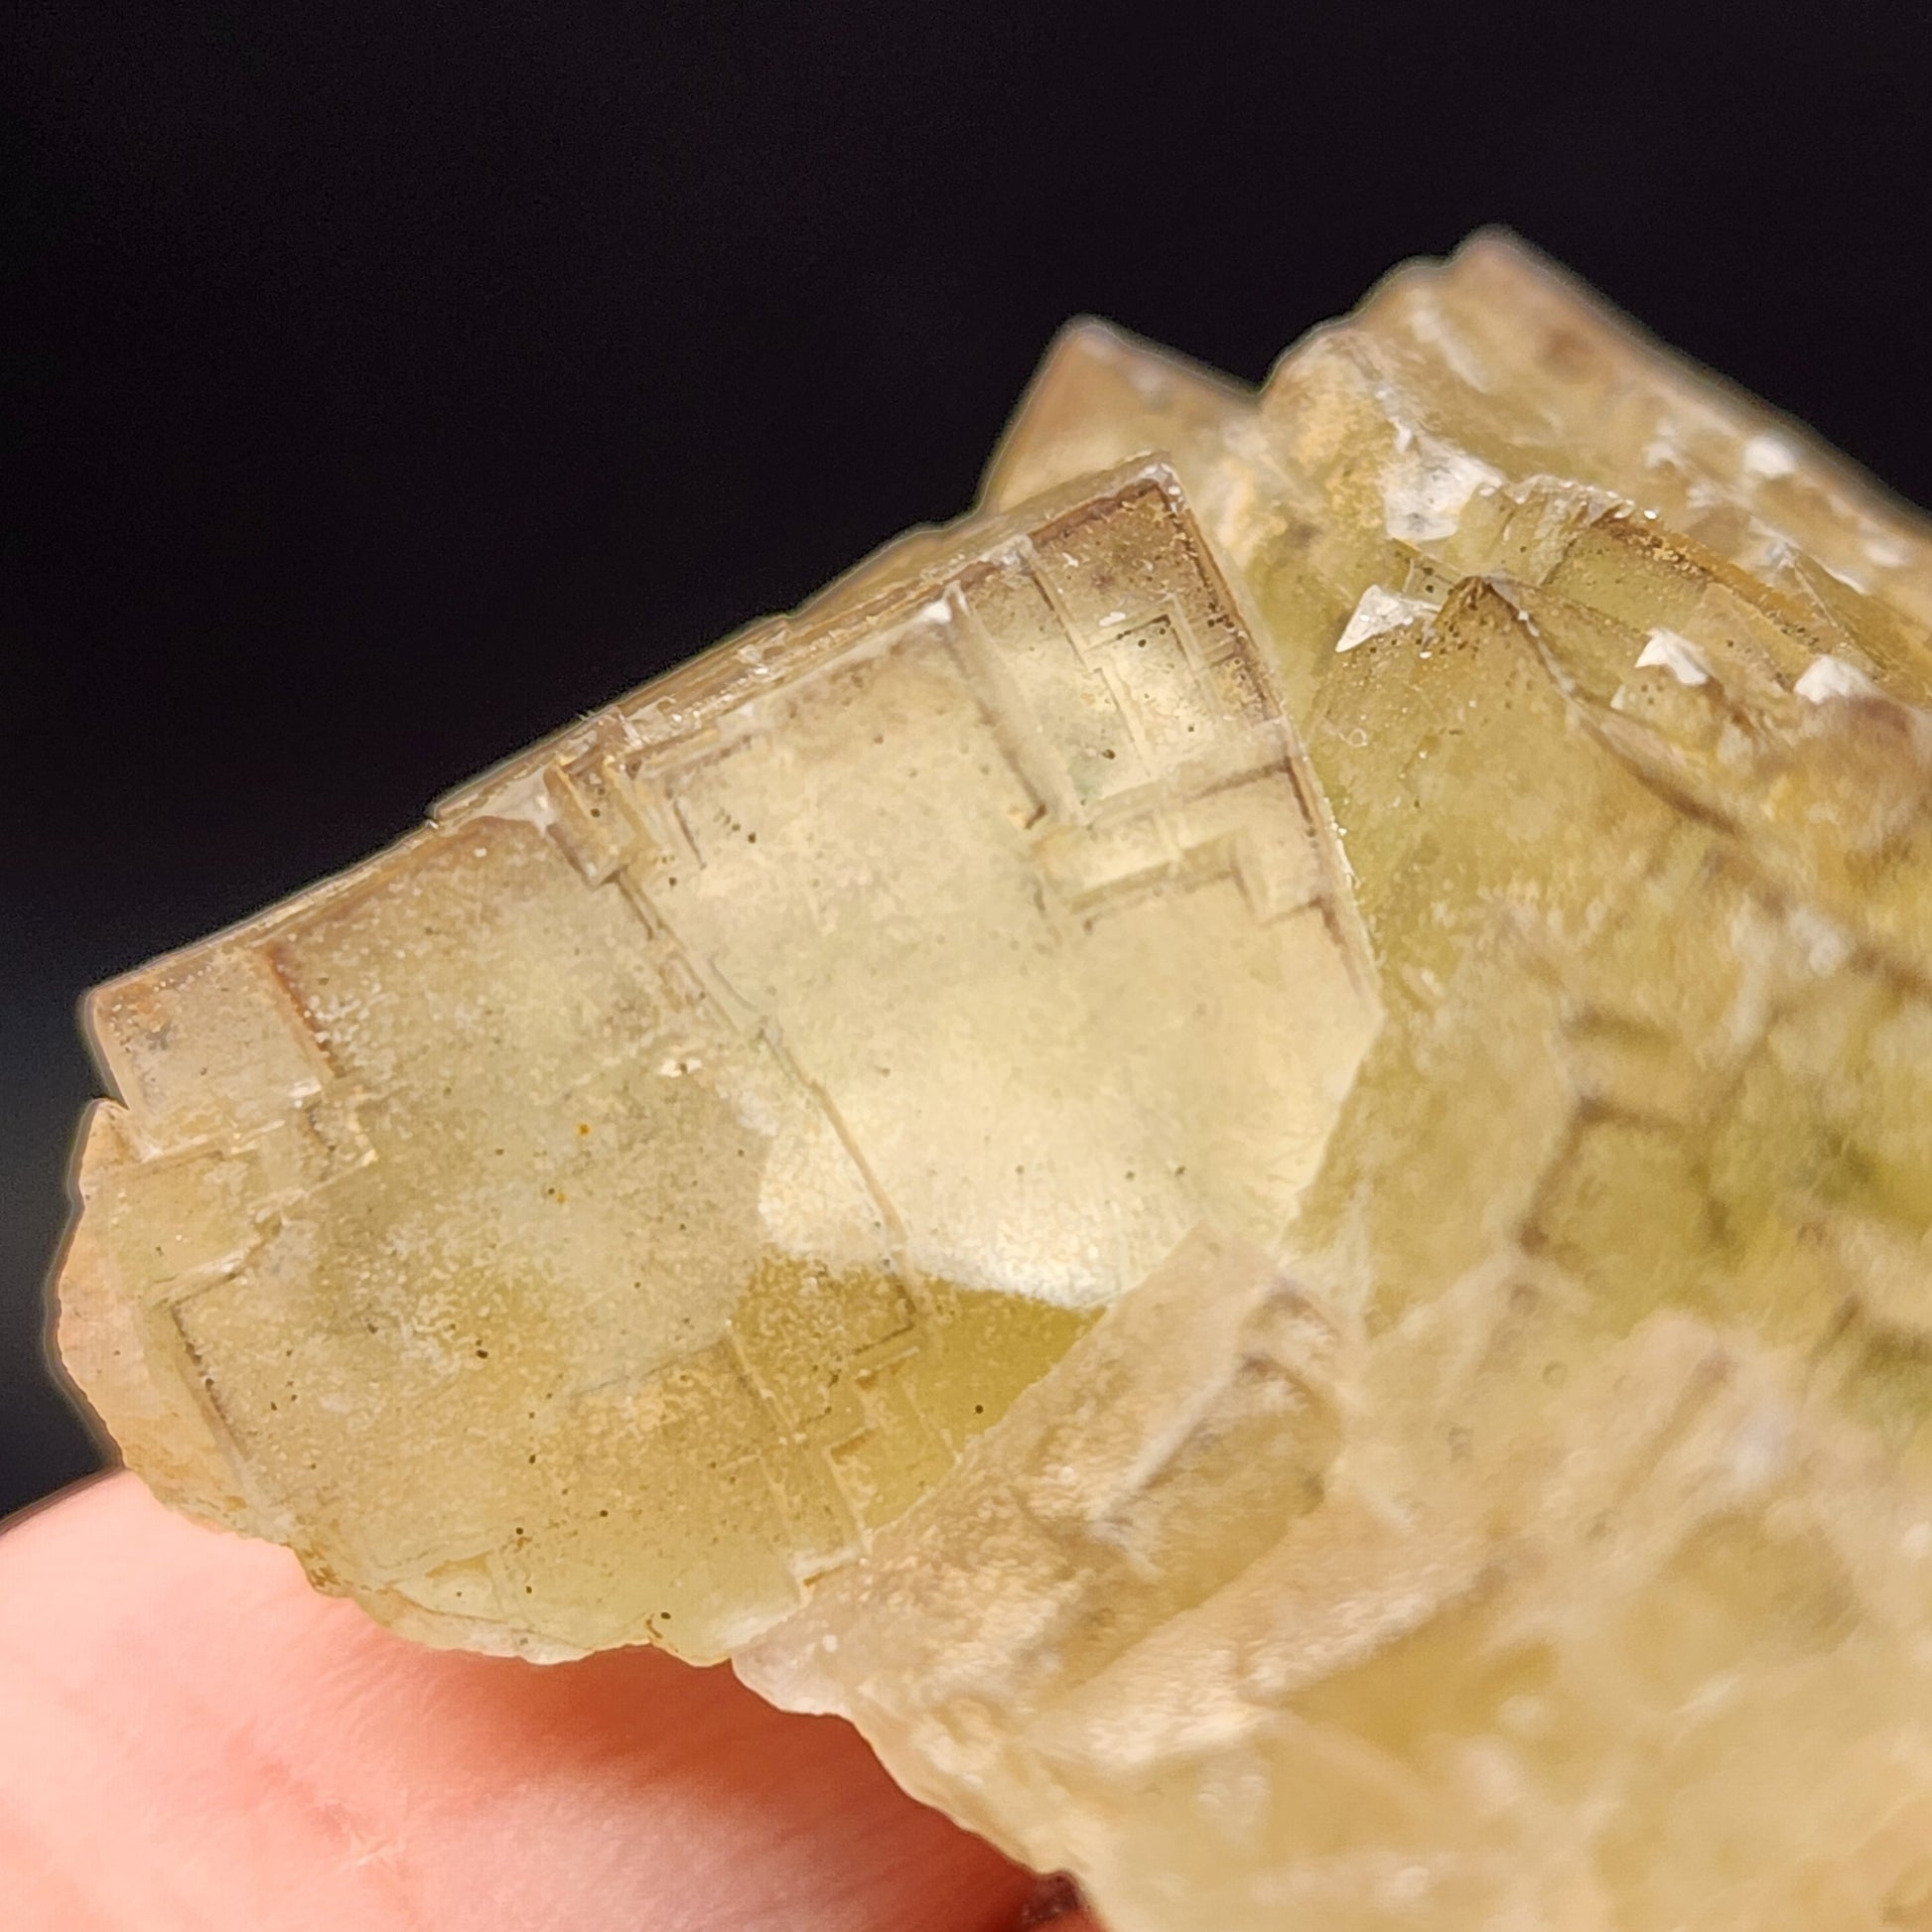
[0,1472,1044,1932]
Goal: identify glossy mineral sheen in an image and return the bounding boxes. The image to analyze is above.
[56,466,1376,1664]
[59,233,1932,1930]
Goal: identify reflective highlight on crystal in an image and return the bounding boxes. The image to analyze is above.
[57,231,1932,1931]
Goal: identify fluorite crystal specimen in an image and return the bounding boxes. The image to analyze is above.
[56,232,1932,1929]
[58,466,1378,1662]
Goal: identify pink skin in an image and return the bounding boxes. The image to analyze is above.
[0,1474,1100,1931]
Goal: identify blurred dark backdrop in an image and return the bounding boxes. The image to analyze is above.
[6,4,1932,1522]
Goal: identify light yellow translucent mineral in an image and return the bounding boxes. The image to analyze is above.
[56,231,1932,1930]
[55,463,1376,1663]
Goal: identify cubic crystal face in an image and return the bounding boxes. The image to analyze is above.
[55,232,1932,1930]
[57,465,1375,1663]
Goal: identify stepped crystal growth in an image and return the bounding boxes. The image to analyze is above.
[57,233,1932,1930]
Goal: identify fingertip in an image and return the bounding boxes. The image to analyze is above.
[0,1473,1039,1932]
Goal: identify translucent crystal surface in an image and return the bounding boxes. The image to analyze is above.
[55,464,1375,1664]
[739,237,1932,1930]
[56,232,1932,1929]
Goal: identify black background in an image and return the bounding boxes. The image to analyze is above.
[6,4,1932,1522]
